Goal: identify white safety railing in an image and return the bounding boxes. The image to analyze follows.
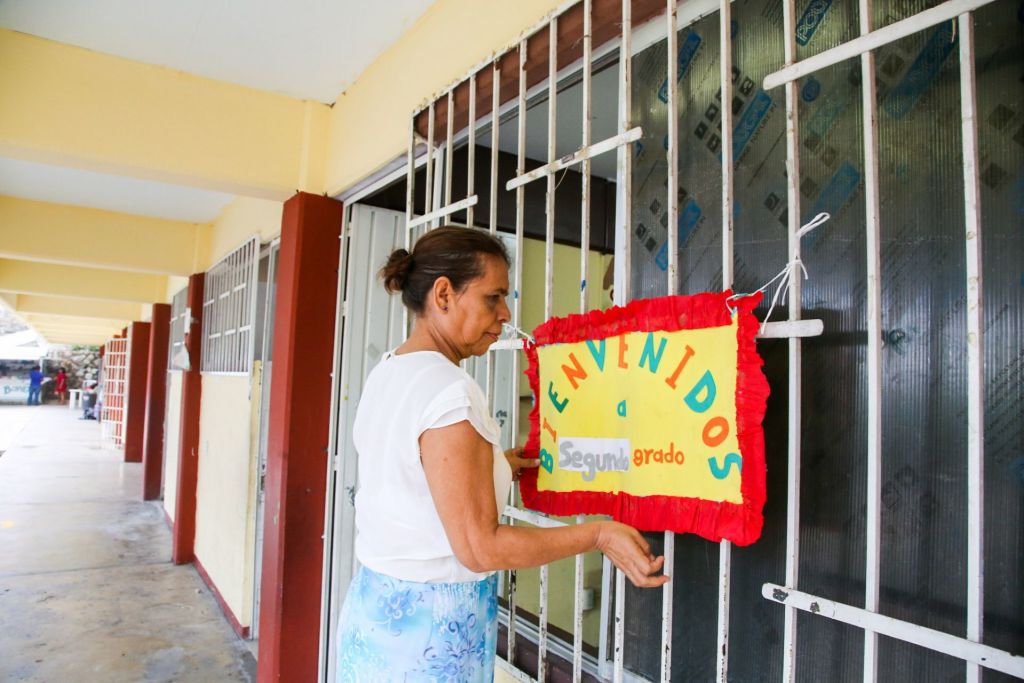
[200,236,259,375]
[394,0,1023,681]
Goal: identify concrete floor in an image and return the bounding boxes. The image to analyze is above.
[0,405,257,683]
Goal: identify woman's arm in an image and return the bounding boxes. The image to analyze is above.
[420,420,669,588]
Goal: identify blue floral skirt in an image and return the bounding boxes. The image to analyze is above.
[336,565,498,682]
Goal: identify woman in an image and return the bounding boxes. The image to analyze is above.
[54,367,68,404]
[337,226,668,682]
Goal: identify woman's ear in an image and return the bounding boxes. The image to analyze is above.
[432,276,454,313]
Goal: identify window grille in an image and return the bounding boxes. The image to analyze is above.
[100,336,129,448]
[167,286,188,371]
[200,236,259,375]
[322,1,1023,681]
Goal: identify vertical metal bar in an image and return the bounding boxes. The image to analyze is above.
[614,566,626,683]
[485,60,500,414]
[616,0,633,310]
[716,1,735,680]
[467,73,477,228]
[537,17,558,683]
[490,60,501,237]
[579,0,592,316]
[574,4,593,681]
[781,1,802,680]
[614,5,632,679]
[425,102,436,219]
[859,1,883,681]
[661,3,679,681]
[404,117,416,339]
[506,37,529,669]
[665,0,679,296]
[445,89,455,208]
[958,11,984,683]
[544,17,558,323]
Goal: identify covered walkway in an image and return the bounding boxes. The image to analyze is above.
[0,405,256,682]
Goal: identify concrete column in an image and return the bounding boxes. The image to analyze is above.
[172,273,204,565]
[123,321,151,463]
[143,303,171,500]
[257,192,343,683]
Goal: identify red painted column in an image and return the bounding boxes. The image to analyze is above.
[257,192,343,683]
[143,304,171,500]
[123,321,151,463]
[172,273,204,565]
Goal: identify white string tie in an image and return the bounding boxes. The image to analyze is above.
[726,212,831,333]
[502,322,536,345]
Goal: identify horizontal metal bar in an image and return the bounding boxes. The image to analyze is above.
[489,339,526,351]
[506,127,643,191]
[762,584,1024,678]
[503,505,568,529]
[756,319,823,339]
[763,0,996,90]
[406,195,479,229]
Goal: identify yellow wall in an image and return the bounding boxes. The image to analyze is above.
[162,371,184,522]
[0,29,328,198]
[324,0,565,194]
[193,371,262,628]
[0,195,204,276]
[204,197,283,270]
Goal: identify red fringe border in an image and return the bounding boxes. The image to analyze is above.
[519,291,769,546]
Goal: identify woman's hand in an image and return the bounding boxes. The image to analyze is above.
[595,521,670,588]
[504,446,539,481]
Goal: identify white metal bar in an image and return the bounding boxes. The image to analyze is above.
[467,73,477,228]
[756,319,823,339]
[425,102,435,217]
[490,59,501,236]
[506,128,643,191]
[661,3,680,681]
[762,585,1024,678]
[544,16,558,323]
[613,2,631,676]
[579,0,593,317]
[445,89,454,208]
[717,1,735,679]
[613,567,626,683]
[403,118,415,339]
[502,505,568,529]
[573,6,593,678]
[506,37,529,670]
[781,0,802,679]
[538,21,558,682]
[406,196,480,229]
[958,11,985,683]
[665,0,679,296]
[763,0,997,90]
[859,1,883,681]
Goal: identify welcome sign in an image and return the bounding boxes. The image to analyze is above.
[520,291,769,545]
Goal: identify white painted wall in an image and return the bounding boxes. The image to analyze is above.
[162,370,183,522]
[193,371,262,628]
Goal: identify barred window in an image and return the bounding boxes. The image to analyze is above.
[167,286,188,371]
[200,236,259,374]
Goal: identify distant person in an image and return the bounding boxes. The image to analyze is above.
[27,365,45,406]
[54,367,68,404]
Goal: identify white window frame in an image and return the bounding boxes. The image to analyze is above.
[167,286,188,372]
[200,235,260,375]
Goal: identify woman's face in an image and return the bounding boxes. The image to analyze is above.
[446,255,511,359]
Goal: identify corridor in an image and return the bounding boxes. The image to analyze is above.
[0,405,256,682]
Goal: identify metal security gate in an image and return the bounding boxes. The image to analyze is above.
[100,336,129,449]
[321,1,1022,681]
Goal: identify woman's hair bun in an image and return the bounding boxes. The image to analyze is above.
[380,248,414,293]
